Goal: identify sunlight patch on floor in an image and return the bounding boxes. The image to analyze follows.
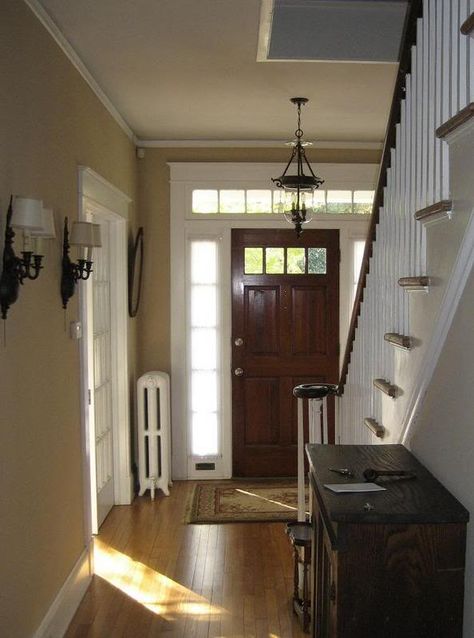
[94,538,226,620]
[235,488,309,516]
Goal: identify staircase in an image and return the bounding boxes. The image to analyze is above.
[338,0,474,446]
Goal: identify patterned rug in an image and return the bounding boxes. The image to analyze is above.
[185,480,309,524]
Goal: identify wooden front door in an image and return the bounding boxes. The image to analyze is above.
[232,229,339,477]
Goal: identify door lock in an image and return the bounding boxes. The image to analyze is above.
[234,337,244,346]
[234,367,244,376]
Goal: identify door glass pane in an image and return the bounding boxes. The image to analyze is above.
[247,190,272,213]
[353,190,374,214]
[189,239,220,458]
[191,285,217,327]
[287,247,306,274]
[192,190,218,213]
[265,247,284,274]
[327,190,353,214]
[244,247,263,274]
[220,190,245,213]
[308,247,327,274]
[191,241,217,283]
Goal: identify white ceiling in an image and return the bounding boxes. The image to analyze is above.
[33,0,403,143]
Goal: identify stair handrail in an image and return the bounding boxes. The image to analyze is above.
[338,0,423,394]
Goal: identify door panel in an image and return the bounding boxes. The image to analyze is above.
[243,378,279,444]
[232,229,339,477]
[291,286,328,355]
[245,287,280,354]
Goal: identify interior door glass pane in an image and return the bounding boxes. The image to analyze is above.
[353,190,374,214]
[191,328,217,369]
[191,371,217,412]
[191,241,217,284]
[192,190,218,214]
[220,190,245,213]
[192,412,218,456]
[191,285,217,327]
[308,247,327,274]
[265,247,284,274]
[327,190,353,214]
[244,247,263,274]
[247,190,272,213]
[287,247,306,274]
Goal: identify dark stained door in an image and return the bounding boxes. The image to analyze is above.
[232,229,339,477]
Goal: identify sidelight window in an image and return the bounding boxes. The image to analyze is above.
[189,240,220,457]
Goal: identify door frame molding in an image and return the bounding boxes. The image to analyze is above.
[78,166,132,536]
[170,162,375,479]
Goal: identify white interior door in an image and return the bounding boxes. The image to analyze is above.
[78,167,132,539]
[91,216,115,528]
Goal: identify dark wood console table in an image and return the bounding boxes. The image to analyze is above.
[306,444,469,638]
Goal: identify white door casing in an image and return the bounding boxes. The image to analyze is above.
[78,167,132,536]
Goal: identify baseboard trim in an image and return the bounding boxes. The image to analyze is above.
[33,544,93,638]
[401,210,474,447]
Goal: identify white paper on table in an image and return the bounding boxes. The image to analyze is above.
[324,483,387,493]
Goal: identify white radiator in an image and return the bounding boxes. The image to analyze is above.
[137,371,172,499]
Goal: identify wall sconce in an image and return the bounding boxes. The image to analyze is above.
[61,217,102,309]
[0,195,55,320]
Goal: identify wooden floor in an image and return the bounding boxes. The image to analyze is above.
[65,481,306,638]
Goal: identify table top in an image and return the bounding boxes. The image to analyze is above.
[306,444,469,525]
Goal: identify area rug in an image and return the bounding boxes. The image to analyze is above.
[185,480,309,524]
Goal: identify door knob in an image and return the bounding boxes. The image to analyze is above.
[234,367,244,376]
[234,337,244,347]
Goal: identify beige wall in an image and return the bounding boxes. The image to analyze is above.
[0,2,138,636]
[136,146,380,375]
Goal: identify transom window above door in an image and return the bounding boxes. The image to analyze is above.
[244,246,327,275]
[192,188,374,216]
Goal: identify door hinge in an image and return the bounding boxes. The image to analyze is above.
[88,389,91,405]
[338,247,341,263]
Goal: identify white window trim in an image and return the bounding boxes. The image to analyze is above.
[170,162,375,479]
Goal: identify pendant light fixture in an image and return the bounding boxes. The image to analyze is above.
[272,97,324,237]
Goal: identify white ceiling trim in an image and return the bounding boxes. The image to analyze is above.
[137,139,383,150]
[23,0,135,142]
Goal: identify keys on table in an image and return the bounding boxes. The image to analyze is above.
[329,467,354,478]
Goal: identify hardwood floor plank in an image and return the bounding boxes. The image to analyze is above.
[65,482,306,638]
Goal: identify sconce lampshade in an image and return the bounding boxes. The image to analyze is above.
[11,197,44,230]
[31,208,56,239]
[70,221,102,247]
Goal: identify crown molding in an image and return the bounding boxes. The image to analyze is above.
[136,139,383,150]
[23,0,135,142]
